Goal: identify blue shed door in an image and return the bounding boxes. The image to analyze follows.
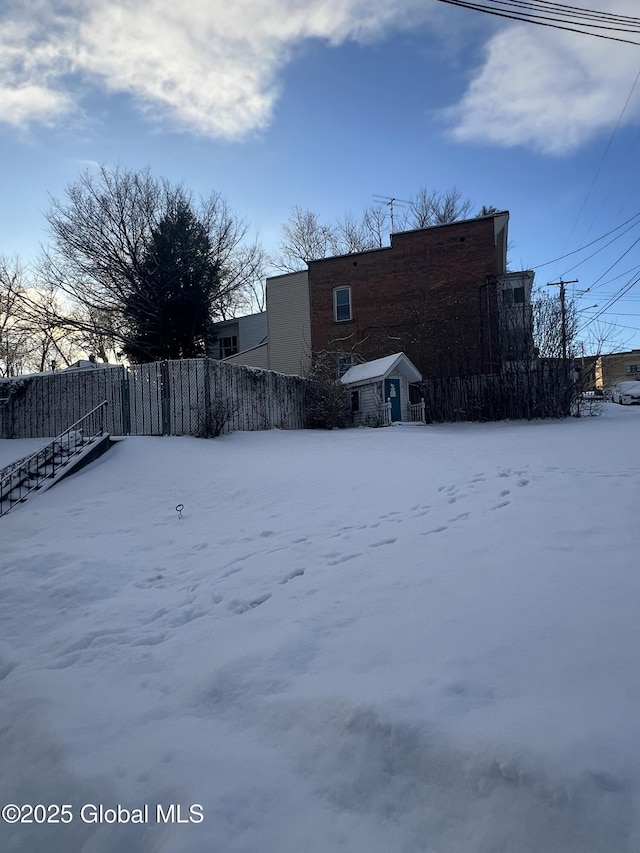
[384,378,402,421]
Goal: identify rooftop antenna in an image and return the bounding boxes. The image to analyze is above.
[373,194,410,232]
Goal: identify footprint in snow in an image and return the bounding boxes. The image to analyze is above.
[421,526,448,536]
[279,568,305,584]
[448,512,470,523]
[228,593,272,614]
[327,554,361,565]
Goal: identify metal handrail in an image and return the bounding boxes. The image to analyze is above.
[0,400,108,517]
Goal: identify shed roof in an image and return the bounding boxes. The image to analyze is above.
[340,353,421,386]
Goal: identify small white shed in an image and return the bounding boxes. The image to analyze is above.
[340,353,422,426]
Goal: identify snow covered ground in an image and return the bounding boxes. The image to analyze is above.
[1,404,639,853]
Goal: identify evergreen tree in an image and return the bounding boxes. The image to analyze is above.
[122,199,220,362]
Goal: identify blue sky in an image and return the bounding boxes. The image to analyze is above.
[1,0,640,352]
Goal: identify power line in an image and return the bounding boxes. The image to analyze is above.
[532,211,640,269]
[558,66,640,254]
[559,219,640,278]
[434,0,640,44]
[587,231,640,291]
[578,270,640,332]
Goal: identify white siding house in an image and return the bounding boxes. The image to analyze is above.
[340,353,422,426]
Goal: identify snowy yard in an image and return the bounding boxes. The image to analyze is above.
[1,404,640,853]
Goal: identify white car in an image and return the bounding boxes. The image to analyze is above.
[611,381,640,405]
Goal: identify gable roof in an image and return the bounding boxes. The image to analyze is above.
[340,353,422,386]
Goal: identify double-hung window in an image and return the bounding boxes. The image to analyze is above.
[219,335,238,358]
[333,287,352,322]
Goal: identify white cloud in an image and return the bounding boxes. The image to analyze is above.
[0,0,427,138]
[1,0,638,152]
[444,6,640,155]
[0,84,72,127]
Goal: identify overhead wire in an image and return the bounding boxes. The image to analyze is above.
[559,67,640,252]
[434,0,640,44]
[434,0,640,342]
[578,270,640,332]
[559,221,640,278]
[532,211,640,270]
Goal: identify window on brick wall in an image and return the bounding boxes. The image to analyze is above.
[625,363,640,375]
[333,287,352,322]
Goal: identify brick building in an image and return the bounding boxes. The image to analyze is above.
[218,211,534,380]
[308,211,518,379]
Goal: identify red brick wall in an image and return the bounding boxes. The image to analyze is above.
[309,217,504,379]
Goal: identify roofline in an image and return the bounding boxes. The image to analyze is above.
[340,352,422,385]
[390,210,509,239]
[210,310,267,326]
[265,269,309,283]
[308,211,511,267]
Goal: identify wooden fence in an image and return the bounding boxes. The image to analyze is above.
[412,365,572,423]
[0,360,309,439]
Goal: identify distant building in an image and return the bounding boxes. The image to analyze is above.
[208,312,267,362]
[594,349,640,389]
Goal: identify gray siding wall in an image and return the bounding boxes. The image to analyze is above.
[209,312,267,359]
[224,342,269,370]
[266,271,311,376]
[237,312,267,351]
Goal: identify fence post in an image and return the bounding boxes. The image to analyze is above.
[160,361,171,435]
[203,358,212,434]
[121,367,131,436]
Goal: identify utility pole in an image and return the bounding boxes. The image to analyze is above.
[547,279,578,414]
[546,279,578,362]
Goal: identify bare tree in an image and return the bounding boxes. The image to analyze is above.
[1,258,92,374]
[40,165,265,355]
[333,213,381,255]
[273,188,476,273]
[0,258,34,376]
[306,352,351,429]
[198,192,266,318]
[405,187,473,229]
[272,207,337,272]
[19,282,81,371]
